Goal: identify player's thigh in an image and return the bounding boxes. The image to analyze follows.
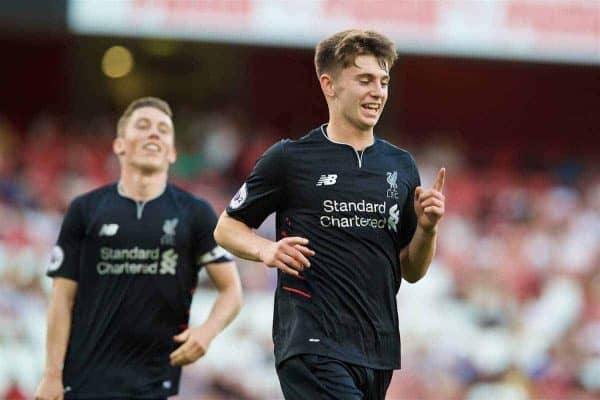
[277,354,362,400]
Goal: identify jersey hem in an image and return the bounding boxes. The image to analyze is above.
[275,346,401,371]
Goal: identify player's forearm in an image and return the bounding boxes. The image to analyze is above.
[44,286,76,377]
[200,283,242,340]
[214,212,273,262]
[400,226,437,283]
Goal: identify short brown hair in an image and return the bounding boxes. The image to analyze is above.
[117,97,173,137]
[314,29,398,77]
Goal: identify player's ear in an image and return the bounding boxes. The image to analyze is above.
[113,137,126,156]
[319,73,336,98]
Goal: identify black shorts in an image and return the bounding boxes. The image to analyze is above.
[276,354,393,400]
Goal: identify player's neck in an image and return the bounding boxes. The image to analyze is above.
[326,116,374,151]
[118,169,168,202]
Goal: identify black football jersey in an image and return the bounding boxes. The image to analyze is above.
[47,183,231,398]
[227,125,420,369]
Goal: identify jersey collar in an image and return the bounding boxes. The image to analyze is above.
[320,123,377,151]
[116,181,168,203]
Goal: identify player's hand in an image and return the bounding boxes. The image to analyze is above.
[259,237,315,276]
[35,373,64,400]
[170,325,213,366]
[414,168,446,232]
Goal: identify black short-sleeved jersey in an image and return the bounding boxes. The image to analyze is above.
[46,183,231,399]
[227,125,420,370]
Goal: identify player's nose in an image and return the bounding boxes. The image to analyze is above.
[147,131,160,141]
[368,84,384,99]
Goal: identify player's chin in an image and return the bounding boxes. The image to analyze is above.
[357,116,379,130]
[133,158,168,173]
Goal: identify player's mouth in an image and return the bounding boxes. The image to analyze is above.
[142,142,162,153]
[361,103,381,116]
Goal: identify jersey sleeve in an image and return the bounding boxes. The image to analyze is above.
[226,140,286,228]
[194,199,233,266]
[46,197,86,281]
[398,155,421,249]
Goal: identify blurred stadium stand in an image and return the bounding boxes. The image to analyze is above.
[1,1,599,399]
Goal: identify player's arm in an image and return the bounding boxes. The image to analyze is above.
[170,261,242,366]
[35,278,77,400]
[36,198,84,400]
[214,140,314,276]
[400,168,446,283]
[214,212,313,276]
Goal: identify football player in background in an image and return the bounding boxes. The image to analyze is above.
[36,97,242,400]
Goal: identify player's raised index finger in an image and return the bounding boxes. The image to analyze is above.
[433,168,445,193]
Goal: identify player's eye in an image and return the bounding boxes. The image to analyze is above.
[158,123,171,134]
[135,118,150,129]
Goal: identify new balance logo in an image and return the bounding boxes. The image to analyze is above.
[316,174,338,186]
[99,224,119,236]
